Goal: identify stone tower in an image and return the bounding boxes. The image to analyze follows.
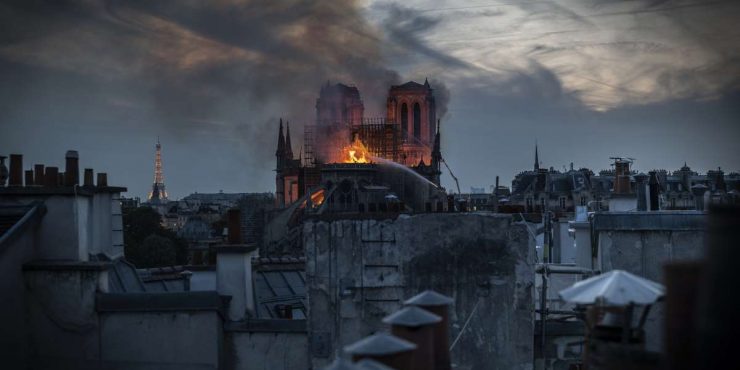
[386,78,436,145]
[315,81,364,125]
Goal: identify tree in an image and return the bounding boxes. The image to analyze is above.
[138,235,176,267]
[123,206,188,267]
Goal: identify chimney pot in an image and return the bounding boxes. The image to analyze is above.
[97,173,108,187]
[84,168,94,186]
[24,170,34,187]
[344,333,417,370]
[227,209,243,244]
[9,154,23,186]
[648,171,660,211]
[404,290,454,370]
[45,167,59,187]
[0,156,7,186]
[34,164,45,186]
[64,150,79,186]
[383,306,441,370]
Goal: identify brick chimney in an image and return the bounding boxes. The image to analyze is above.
[383,306,441,370]
[64,150,79,186]
[404,290,454,370]
[343,333,417,370]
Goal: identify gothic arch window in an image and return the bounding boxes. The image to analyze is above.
[401,103,408,139]
[413,102,421,140]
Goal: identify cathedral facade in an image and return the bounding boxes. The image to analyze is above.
[274,80,442,209]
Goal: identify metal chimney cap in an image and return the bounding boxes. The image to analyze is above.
[355,359,396,370]
[343,333,417,356]
[322,358,360,370]
[382,306,441,327]
[65,150,79,158]
[403,289,454,306]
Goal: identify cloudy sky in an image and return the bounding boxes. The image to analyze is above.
[1,0,738,198]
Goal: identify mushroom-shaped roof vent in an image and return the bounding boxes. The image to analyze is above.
[343,333,417,356]
[356,358,397,370]
[323,357,360,370]
[403,290,454,306]
[382,306,441,327]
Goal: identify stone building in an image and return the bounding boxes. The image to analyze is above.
[506,148,739,214]
[507,146,594,214]
[0,151,308,369]
[316,81,365,126]
[274,80,443,209]
[304,213,534,370]
[386,79,437,164]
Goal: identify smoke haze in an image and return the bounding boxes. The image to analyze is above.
[1,0,738,198]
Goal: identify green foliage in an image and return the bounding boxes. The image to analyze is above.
[138,235,176,267]
[123,206,188,268]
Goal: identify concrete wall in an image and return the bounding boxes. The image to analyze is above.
[99,311,222,369]
[24,266,106,368]
[304,213,534,370]
[595,212,706,352]
[0,216,39,368]
[226,331,308,370]
[33,195,89,260]
[217,249,257,321]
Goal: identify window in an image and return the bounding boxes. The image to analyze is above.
[580,197,587,206]
[559,197,566,209]
[413,103,421,140]
[401,103,408,138]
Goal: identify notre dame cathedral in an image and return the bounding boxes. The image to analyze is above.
[274,79,442,208]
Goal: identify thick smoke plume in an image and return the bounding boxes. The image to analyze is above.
[0,0,420,165]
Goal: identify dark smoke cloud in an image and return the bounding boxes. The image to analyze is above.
[0,0,412,197]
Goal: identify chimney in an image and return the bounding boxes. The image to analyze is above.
[383,306,441,370]
[9,154,22,186]
[97,173,108,187]
[691,184,708,211]
[634,173,648,211]
[663,261,703,370]
[321,358,360,370]
[227,208,243,244]
[180,270,193,292]
[216,245,258,321]
[404,290,454,370]
[355,359,396,370]
[695,204,740,369]
[648,171,660,211]
[0,156,7,186]
[613,159,632,195]
[83,168,94,186]
[24,170,34,186]
[64,150,79,186]
[43,167,58,187]
[343,333,417,370]
[34,164,45,186]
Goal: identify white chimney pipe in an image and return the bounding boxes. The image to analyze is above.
[216,246,258,321]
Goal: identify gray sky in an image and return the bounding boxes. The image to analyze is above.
[1,0,738,198]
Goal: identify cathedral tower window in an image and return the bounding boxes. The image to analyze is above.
[413,103,421,140]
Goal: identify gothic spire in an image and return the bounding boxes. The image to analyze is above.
[534,142,540,171]
[285,121,294,160]
[276,118,285,156]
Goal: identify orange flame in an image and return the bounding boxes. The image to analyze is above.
[342,135,371,163]
[310,189,325,207]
